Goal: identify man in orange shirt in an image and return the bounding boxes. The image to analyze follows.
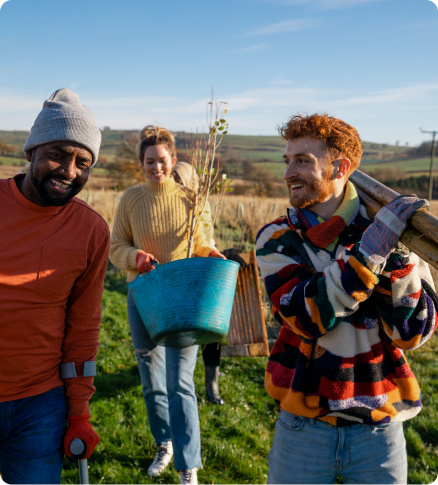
[0,89,110,484]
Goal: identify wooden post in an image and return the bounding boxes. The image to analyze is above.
[349,170,438,270]
[421,129,437,202]
[429,132,436,202]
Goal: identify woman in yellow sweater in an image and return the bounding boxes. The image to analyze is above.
[110,126,223,485]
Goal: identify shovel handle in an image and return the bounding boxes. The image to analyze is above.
[70,438,89,484]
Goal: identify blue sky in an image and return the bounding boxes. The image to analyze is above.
[0,0,437,146]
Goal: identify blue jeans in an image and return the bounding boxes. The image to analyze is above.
[0,386,67,484]
[127,291,201,471]
[268,409,407,484]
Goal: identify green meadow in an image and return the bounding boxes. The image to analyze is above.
[59,265,438,485]
[0,128,436,483]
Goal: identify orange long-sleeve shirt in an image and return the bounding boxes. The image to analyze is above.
[0,175,110,417]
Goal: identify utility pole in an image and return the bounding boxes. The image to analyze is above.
[420,128,437,202]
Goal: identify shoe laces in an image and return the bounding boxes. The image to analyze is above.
[154,442,172,462]
[180,468,197,484]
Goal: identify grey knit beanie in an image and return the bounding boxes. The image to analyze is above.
[24,88,101,166]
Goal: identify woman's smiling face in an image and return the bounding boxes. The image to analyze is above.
[142,144,177,184]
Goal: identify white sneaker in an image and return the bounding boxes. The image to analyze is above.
[147,441,173,477]
[179,467,198,484]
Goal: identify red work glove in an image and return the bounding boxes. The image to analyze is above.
[136,250,158,273]
[64,414,100,460]
[209,249,226,259]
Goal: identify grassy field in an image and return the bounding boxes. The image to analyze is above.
[60,266,438,485]
[0,128,416,164]
[53,190,438,484]
[0,155,436,483]
[361,157,432,176]
[61,267,278,484]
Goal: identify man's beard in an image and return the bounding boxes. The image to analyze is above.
[30,165,83,206]
[289,168,335,210]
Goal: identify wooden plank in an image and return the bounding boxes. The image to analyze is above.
[221,343,269,357]
[350,170,438,249]
[249,250,269,347]
[222,250,270,357]
[355,186,438,270]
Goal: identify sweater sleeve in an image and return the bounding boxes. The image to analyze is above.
[371,249,438,350]
[62,224,110,417]
[109,191,139,272]
[255,219,379,339]
[256,218,438,346]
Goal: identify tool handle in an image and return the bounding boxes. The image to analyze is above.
[69,438,89,484]
[78,458,89,485]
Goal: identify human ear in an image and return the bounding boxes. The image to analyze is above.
[333,158,351,179]
[25,150,33,163]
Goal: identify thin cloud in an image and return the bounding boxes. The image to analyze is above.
[232,44,266,55]
[262,0,386,10]
[1,82,437,144]
[223,86,322,111]
[246,19,318,36]
[0,94,41,113]
[330,83,438,107]
[319,0,387,9]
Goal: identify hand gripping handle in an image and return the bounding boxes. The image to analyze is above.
[69,438,89,484]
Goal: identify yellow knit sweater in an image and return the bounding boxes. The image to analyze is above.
[110,177,214,282]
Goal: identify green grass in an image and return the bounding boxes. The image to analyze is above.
[264,158,433,180]
[0,130,29,146]
[361,157,431,175]
[0,155,26,166]
[61,267,276,484]
[404,336,438,484]
[59,265,438,484]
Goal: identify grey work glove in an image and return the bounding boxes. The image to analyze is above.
[359,194,429,266]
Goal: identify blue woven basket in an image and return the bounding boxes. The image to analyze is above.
[128,258,240,347]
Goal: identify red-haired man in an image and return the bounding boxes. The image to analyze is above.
[256,113,438,484]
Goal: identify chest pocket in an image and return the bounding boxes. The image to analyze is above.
[37,246,87,301]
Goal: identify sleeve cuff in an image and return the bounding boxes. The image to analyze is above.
[358,247,387,274]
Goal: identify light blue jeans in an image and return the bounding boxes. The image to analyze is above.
[0,386,67,484]
[127,291,201,471]
[268,409,407,484]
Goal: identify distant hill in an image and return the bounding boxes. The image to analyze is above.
[1,129,433,196]
[0,128,414,164]
[0,130,29,147]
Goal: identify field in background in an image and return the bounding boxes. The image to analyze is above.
[57,188,438,484]
[361,157,435,175]
[1,129,430,179]
[0,153,437,482]
[80,188,438,291]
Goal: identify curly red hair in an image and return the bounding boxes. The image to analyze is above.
[279,113,362,175]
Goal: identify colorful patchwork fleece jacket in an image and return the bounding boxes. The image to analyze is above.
[256,181,438,426]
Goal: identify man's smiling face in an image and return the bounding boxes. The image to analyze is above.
[23,141,92,206]
[283,136,336,213]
